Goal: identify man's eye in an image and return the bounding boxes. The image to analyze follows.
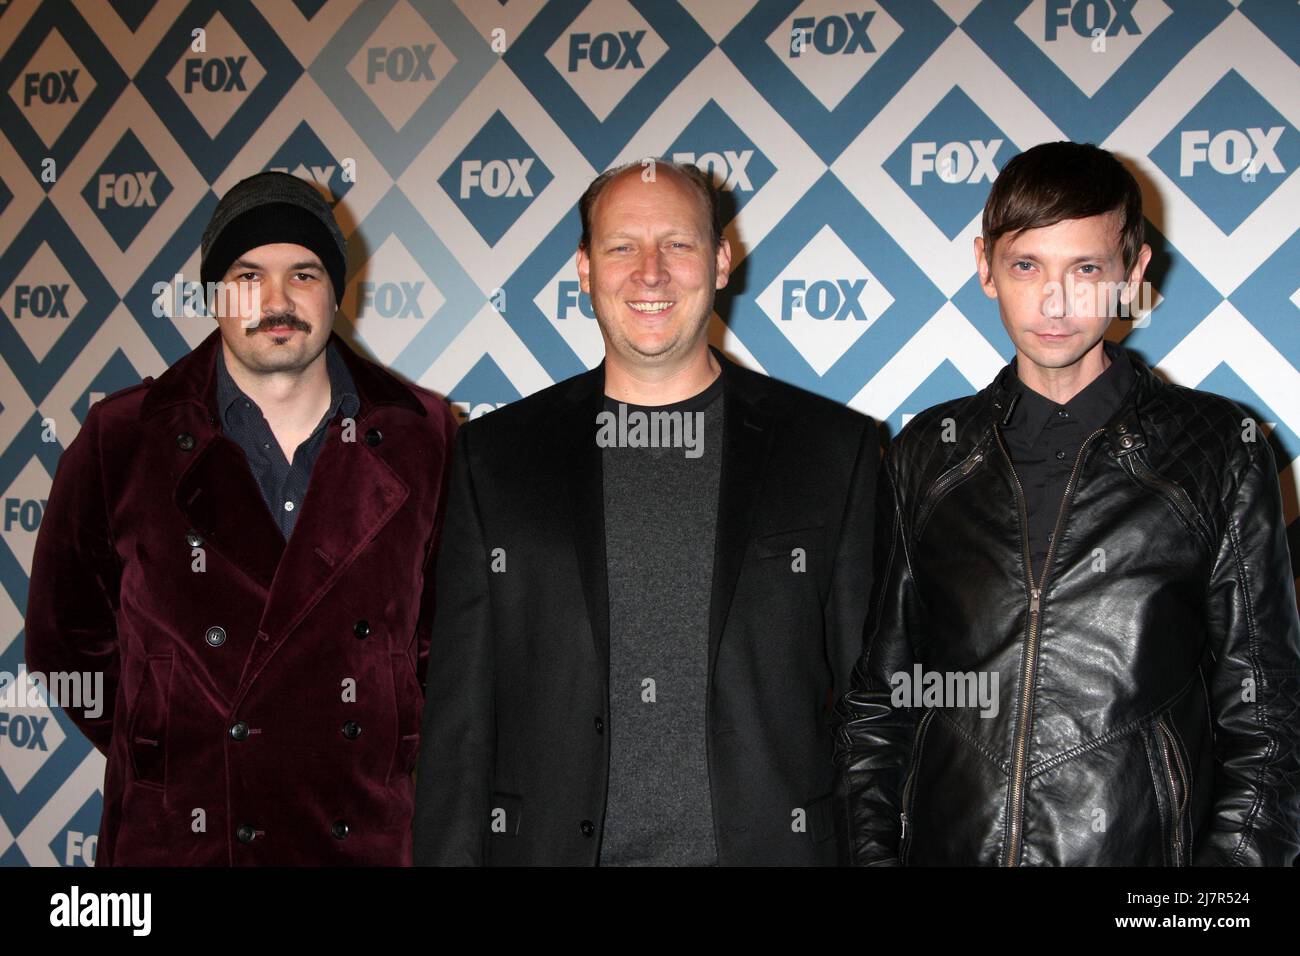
[238,273,258,281]
[1012,261,1032,271]
[669,242,691,250]
[1077,264,1099,275]
[296,273,316,281]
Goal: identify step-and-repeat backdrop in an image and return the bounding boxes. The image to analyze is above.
[0,0,1295,866]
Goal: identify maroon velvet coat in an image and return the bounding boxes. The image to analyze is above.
[24,330,456,865]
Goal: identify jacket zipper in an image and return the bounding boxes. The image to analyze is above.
[1156,716,1189,866]
[997,426,1105,866]
[1120,455,1211,550]
[899,708,937,864]
[914,445,987,538]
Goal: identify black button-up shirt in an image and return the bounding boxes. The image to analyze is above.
[999,340,1134,583]
[215,341,360,538]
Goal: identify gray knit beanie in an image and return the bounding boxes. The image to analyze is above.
[200,171,347,304]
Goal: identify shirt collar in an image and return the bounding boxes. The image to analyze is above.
[1001,340,1134,443]
[215,339,360,429]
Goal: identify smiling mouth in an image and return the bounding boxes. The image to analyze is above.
[626,300,675,315]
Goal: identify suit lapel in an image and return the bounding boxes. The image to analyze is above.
[559,368,611,678]
[707,362,774,683]
[559,353,775,684]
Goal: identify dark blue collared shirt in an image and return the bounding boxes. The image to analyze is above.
[215,341,360,539]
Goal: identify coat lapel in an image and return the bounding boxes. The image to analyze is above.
[143,329,426,700]
[158,332,285,592]
[559,367,611,678]
[233,418,409,696]
[174,433,285,592]
[707,353,774,683]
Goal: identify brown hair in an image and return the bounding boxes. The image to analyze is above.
[982,142,1144,271]
[578,158,724,251]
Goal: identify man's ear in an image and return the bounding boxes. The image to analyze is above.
[576,245,591,295]
[1129,242,1153,287]
[1119,243,1153,310]
[714,236,732,290]
[974,236,997,300]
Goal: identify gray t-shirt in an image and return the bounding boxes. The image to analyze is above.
[598,373,725,866]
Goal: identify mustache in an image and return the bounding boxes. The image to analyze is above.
[244,314,312,335]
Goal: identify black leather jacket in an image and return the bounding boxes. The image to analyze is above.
[834,348,1300,865]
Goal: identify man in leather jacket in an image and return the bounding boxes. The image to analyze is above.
[834,141,1300,866]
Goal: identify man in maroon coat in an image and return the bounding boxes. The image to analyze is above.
[24,171,456,865]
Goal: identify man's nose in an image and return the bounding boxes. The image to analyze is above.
[259,276,290,315]
[1040,278,1066,319]
[633,250,667,286]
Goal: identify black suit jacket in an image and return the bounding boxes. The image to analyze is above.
[413,347,879,865]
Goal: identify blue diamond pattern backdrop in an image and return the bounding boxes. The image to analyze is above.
[0,0,1296,866]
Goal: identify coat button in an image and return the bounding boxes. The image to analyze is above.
[186,530,204,548]
[176,433,196,451]
[236,824,256,844]
[364,428,383,446]
[342,721,362,740]
[205,625,226,647]
[1116,423,1129,434]
[1120,436,1134,449]
[229,721,249,741]
[353,619,371,639]
[580,820,595,837]
[594,717,604,734]
[331,821,349,840]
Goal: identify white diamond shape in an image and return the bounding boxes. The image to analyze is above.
[1103,12,1300,293]
[1015,0,1170,98]
[417,303,554,414]
[1,456,53,576]
[545,0,668,123]
[832,31,1065,298]
[7,28,97,148]
[756,224,893,376]
[847,303,1003,419]
[343,234,445,365]
[0,691,65,792]
[535,261,606,368]
[165,12,267,138]
[348,0,457,131]
[49,84,212,299]
[766,0,901,111]
[2,242,87,362]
